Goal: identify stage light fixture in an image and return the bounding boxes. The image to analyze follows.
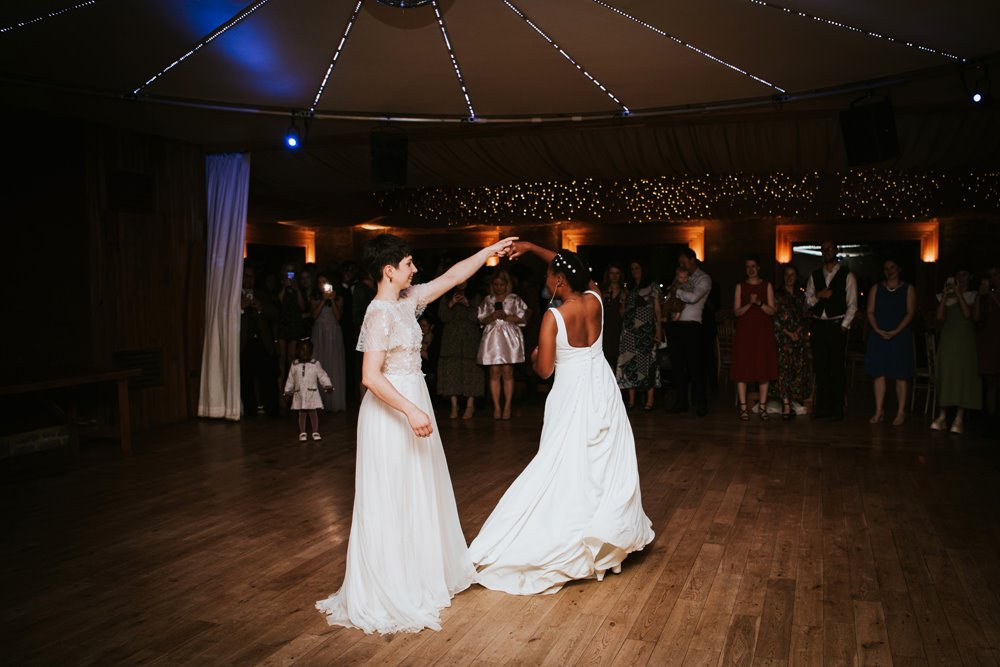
[960,62,991,106]
[284,116,301,149]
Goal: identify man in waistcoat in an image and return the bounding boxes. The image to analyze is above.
[805,241,858,420]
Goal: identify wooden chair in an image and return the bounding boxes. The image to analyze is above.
[911,332,937,414]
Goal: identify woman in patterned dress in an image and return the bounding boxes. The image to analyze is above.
[616,260,662,410]
[773,265,812,419]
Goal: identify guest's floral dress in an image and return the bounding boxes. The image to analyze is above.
[616,284,662,390]
[773,286,811,401]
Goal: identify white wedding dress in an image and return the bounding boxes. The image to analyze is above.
[316,284,476,633]
[469,290,654,595]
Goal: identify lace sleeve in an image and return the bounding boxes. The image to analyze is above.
[401,282,435,318]
[357,304,393,352]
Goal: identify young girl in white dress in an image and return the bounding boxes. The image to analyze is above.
[283,340,333,441]
[469,243,654,595]
[316,233,516,634]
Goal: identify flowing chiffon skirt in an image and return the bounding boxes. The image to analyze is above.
[316,373,476,633]
[469,299,654,595]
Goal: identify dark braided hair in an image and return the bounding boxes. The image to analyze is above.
[550,250,591,292]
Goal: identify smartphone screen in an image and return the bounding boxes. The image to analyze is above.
[287,271,295,280]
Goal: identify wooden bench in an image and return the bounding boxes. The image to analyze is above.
[0,369,142,455]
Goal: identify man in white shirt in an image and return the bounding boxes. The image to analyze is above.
[805,241,858,420]
[670,247,713,416]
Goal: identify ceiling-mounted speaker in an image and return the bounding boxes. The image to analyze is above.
[839,98,899,167]
[371,130,407,188]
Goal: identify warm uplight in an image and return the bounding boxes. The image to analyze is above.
[359,223,386,231]
[485,255,500,267]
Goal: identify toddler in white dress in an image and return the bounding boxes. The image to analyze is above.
[283,340,333,441]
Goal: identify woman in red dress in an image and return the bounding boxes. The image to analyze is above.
[731,254,779,420]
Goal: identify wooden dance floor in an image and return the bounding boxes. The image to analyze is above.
[3,396,1000,666]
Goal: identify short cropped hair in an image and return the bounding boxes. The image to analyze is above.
[363,234,411,282]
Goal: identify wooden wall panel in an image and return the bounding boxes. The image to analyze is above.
[86,126,206,428]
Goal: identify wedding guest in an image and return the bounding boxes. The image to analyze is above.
[310,274,347,412]
[975,267,1000,434]
[805,241,857,420]
[437,281,484,420]
[932,271,981,433]
[670,248,712,416]
[240,264,279,417]
[351,270,376,399]
[773,265,811,419]
[601,263,627,369]
[276,263,307,383]
[477,270,529,420]
[730,255,778,420]
[283,340,333,442]
[864,259,916,425]
[616,260,661,410]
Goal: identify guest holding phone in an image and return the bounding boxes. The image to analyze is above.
[438,281,484,419]
[932,271,981,433]
[277,263,307,385]
[310,274,347,412]
[477,270,529,420]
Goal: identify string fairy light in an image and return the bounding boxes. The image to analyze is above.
[310,0,364,112]
[589,0,785,93]
[747,0,964,62]
[0,1,97,35]
[376,171,1000,226]
[132,0,276,96]
[499,0,629,115]
[431,0,476,120]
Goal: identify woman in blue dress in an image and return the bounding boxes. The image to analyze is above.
[864,259,916,425]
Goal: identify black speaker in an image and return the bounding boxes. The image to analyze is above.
[371,131,407,187]
[839,99,899,166]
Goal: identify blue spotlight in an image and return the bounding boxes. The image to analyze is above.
[285,123,300,149]
[972,91,983,103]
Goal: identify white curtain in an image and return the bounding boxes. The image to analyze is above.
[198,153,250,420]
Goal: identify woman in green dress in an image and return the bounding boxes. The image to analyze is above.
[932,270,981,434]
[437,281,484,419]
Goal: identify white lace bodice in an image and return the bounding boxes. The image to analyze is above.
[356,284,433,376]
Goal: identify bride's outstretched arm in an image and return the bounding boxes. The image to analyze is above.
[361,349,433,437]
[510,241,600,292]
[416,237,518,304]
[509,241,556,265]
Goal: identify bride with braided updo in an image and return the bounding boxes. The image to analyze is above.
[468,243,654,595]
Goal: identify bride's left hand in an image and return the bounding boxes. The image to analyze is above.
[508,241,533,261]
